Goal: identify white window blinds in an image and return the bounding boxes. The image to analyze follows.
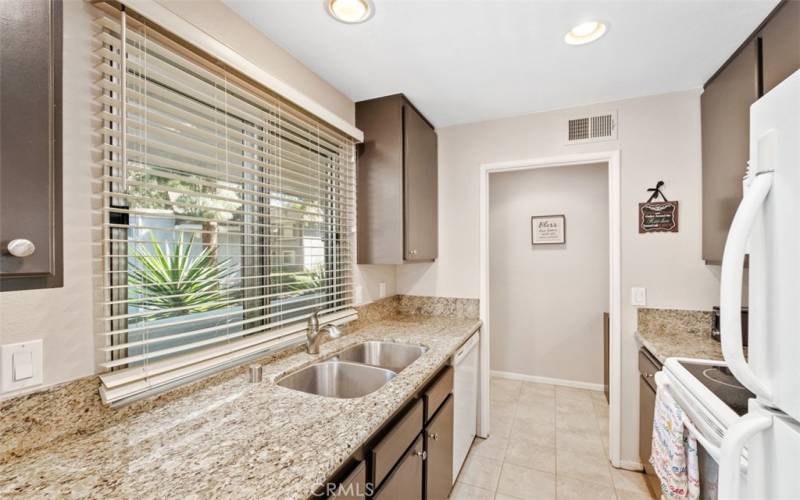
[96,7,357,404]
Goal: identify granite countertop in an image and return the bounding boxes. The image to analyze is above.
[0,315,480,499]
[635,308,721,364]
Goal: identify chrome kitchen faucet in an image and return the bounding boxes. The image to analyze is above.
[306,309,341,354]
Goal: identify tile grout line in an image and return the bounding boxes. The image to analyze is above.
[464,378,656,500]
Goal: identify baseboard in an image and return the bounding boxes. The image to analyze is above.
[491,370,605,392]
[616,460,644,472]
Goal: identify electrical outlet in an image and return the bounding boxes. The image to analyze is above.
[631,287,647,307]
[379,282,387,298]
[1,340,43,393]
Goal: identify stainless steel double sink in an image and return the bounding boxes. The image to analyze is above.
[276,341,428,399]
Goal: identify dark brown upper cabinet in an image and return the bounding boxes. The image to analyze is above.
[0,0,63,290]
[701,1,799,264]
[761,0,800,93]
[356,94,437,264]
[701,39,759,264]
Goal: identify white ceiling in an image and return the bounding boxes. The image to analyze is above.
[223,0,779,127]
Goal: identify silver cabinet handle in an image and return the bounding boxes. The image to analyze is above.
[428,432,439,440]
[6,239,35,257]
[414,450,427,460]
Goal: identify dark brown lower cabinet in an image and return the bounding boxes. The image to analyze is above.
[329,461,367,499]
[374,436,424,500]
[638,348,662,497]
[324,362,456,500]
[371,399,424,489]
[425,395,453,500]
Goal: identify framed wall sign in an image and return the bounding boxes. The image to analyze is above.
[531,215,566,245]
[639,181,678,233]
[639,201,679,233]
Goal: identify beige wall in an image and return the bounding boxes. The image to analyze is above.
[0,0,98,392]
[0,0,391,397]
[490,164,608,386]
[397,90,721,464]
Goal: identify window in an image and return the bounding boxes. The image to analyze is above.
[96,7,356,404]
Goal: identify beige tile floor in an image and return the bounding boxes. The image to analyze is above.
[450,377,657,500]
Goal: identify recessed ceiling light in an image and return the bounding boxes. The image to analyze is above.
[327,0,373,24]
[564,21,608,45]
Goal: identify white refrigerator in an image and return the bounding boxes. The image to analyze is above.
[718,69,800,499]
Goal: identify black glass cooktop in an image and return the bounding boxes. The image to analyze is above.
[678,361,755,416]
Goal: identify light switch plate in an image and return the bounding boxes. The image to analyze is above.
[12,350,34,381]
[631,287,647,307]
[1,340,43,393]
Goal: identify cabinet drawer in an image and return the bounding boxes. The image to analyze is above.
[371,398,423,488]
[638,348,661,387]
[424,366,453,422]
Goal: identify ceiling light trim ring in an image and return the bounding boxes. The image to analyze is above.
[327,0,374,24]
[564,21,608,46]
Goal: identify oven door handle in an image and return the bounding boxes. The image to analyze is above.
[718,413,772,500]
[680,413,721,462]
[654,372,722,461]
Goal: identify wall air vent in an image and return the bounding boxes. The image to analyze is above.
[565,111,617,144]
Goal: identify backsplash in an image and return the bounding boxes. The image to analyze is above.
[396,295,479,319]
[0,294,478,462]
[635,307,722,363]
[637,307,713,338]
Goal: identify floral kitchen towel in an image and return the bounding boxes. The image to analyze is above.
[650,385,700,499]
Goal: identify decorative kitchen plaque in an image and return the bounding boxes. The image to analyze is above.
[531,215,566,245]
[639,181,679,233]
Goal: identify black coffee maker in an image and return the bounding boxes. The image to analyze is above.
[711,306,749,346]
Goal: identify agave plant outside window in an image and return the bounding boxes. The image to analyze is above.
[128,234,238,317]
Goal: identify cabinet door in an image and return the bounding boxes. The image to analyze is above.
[701,39,758,263]
[761,0,800,93]
[355,95,405,265]
[403,104,437,262]
[328,461,367,499]
[0,0,62,289]
[374,436,424,500]
[639,376,655,469]
[425,395,453,500]
[371,399,424,488]
[639,376,658,495]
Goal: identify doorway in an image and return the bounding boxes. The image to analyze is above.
[489,162,609,388]
[478,151,622,467]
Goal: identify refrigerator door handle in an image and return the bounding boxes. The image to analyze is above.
[718,413,772,500]
[720,168,774,400]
